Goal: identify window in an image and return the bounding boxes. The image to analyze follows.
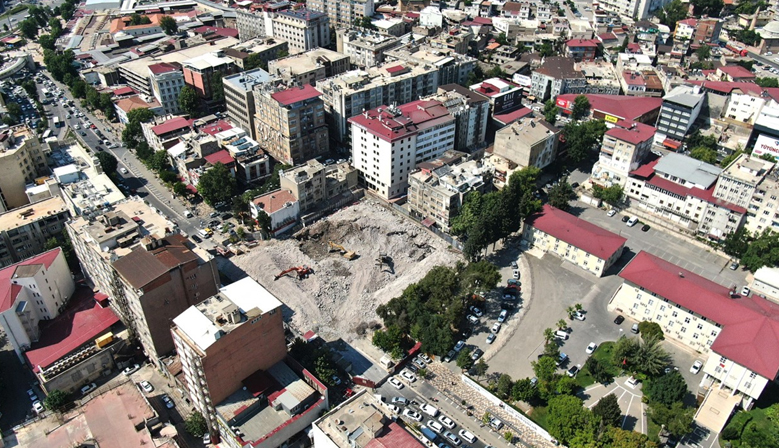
[684,317,691,324]
[697,323,703,330]
[672,311,678,317]
[719,356,727,363]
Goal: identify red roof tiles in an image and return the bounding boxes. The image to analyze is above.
[253,189,297,214]
[494,107,533,125]
[348,100,453,142]
[525,205,626,259]
[148,62,180,75]
[718,65,755,79]
[151,117,192,136]
[270,85,321,106]
[555,94,662,122]
[566,38,599,48]
[364,422,425,448]
[204,149,235,166]
[605,121,656,145]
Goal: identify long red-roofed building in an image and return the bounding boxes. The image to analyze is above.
[555,93,663,125]
[523,204,626,277]
[610,251,779,430]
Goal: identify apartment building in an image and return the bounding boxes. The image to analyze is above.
[0,248,75,359]
[654,85,704,146]
[223,68,274,140]
[213,128,272,184]
[408,159,492,231]
[338,31,401,69]
[318,62,440,143]
[172,277,328,446]
[0,125,48,212]
[597,0,674,20]
[114,95,165,124]
[529,57,587,102]
[385,45,476,87]
[609,251,779,427]
[348,100,456,200]
[722,89,766,126]
[224,37,289,70]
[433,84,490,152]
[142,116,194,152]
[308,0,374,27]
[565,39,599,62]
[147,62,185,115]
[67,199,219,368]
[0,197,70,268]
[279,160,358,216]
[626,154,746,239]
[109,13,164,37]
[254,84,329,165]
[429,27,473,54]
[182,52,238,104]
[493,115,560,170]
[470,77,523,116]
[714,153,774,209]
[523,204,626,277]
[271,9,330,54]
[268,48,350,86]
[591,121,656,188]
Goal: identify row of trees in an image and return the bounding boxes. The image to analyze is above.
[722,227,779,272]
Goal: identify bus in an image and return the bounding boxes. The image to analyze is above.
[53,117,61,128]
[41,129,52,140]
[41,88,52,98]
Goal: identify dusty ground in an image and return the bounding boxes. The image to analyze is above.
[218,199,462,341]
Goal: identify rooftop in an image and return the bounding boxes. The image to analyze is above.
[0,196,69,232]
[25,286,119,372]
[497,114,558,143]
[555,94,663,121]
[182,52,234,71]
[534,56,583,79]
[115,95,162,113]
[173,277,283,352]
[348,100,453,142]
[525,204,626,260]
[276,8,327,21]
[119,37,239,79]
[654,152,721,188]
[268,48,348,76]
[663,85,703,108]
[148,62,181,75]
[494,107,533,126]
[270,85,322,106]
[0,249,61,313]
[689,80,764,96]
[151,116,193,136]
[204,149,235,166]
[469,77,520,98]
[605,121,656,145]
[566,38,599,48]
[718,65,756,79]
[720,153,774,185]
[112,234,199,289]
[620,251,779,379]
[253,189,297,214]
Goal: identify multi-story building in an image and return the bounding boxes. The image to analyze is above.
[0,125,48,212]
[470,77,523,116]
[279,160,359,216]
[565,39,599,62]
[268,48,350,86]
[597,0,674,20]
[714,153,774,209]
[114,95,165,124]
[385,45,476,87]
[744,169,779,235]
[609,251,779,429]
[67,199,219,368]
[181,52,238,105]
[171,277,329,446]
[591,121,656,188]
[433,84,490,152]
[429,27,473,55]
[523,204,627,277]
[654,85,704,146]
[271,9,330,54]
[307,0,374,27]
[493,115,560,170]
[318,62,440,143]
[213,128,273,184]
[254,84,329,165]
[338,31,401,69]
[408,158,492,231]
[109,13,164,37]
[223,69,274,140]
[674,18,722,44]
[142,116,194,152]
[149,62,185,116]
[529,57,587,102]
[722,89,766,126]
[0,248,75,359]
[750,266,779,304]
[250,189,300,235]
[0,197,70,268]
[555,93,663,124]
[224,37,289,70]
[625,153,746,239]
[348,100,456,200]
[620,70,665,97]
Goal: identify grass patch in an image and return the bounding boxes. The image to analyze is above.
[719,382,779,447]
[647,417,661,442]
[528,404,549,428]
[575,341,621,388]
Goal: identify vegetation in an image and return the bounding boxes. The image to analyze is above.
[96,152,118,176]
[571,95,590,120]
[741,229,779,272]
[647,402,694,438]
[592,393,622,427]
[638,321,664,341]
[644,371,688,407]
[735,0,767,15]
[121,107,155,149]
[563,120,608,163]
[544,99,559,125]
[655,0,688,28]
[244,53,268,71]
[184,411,208,436]
[288,337,340,386]
[613,334,671,377]
[43,389,69,411]
[375,261,500,355]
[197,162,237,206]
[689,146,718,164]
[734,28,762,47]
[548,177,574,211]
[210,72,225,102]
[512,377,538,402]
[720,149,743,168]
[160,15,178,35]
[129,14,152,25]
[691,0,723,17]
[721,392,779,448]
[592,184,624,206]
[178,85,202,118]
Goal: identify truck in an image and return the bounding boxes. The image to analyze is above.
[53,117,62,128]
[725,43,748,57]
[420,426,437,444]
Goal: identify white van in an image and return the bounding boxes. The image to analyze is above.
[554,330,569,340]
[184,210,193,218]
[458,429,477,444]
[420,403,439,417]
[627,216,639,227]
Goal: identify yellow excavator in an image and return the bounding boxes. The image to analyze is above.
[327,241,357,260]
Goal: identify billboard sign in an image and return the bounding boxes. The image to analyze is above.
[754,134,779,160]
[556,98,570,109]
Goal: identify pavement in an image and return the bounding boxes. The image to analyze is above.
[579,376,647,434]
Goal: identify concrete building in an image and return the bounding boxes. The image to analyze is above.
[148,62,185,116]
[254,84,329,165]
[597,0,674,20]
[591,121,656,188]
[271,9,330,54]
[223,68,274,140]
[433,84,490,152]
[109,13,164,37]
[279,160,359,218]
[249,189,300,235]
[750,267,779,304]
[235,9,273,42]
[554,94,663,125]
[385,45,476,87]
[213,128,273,184]
[171,277,328,446]
[348,100,456,200]
[0,248,75,359]
[0,125,48,212]
[338,31,400,69]
[714,153,774,209]
[493,115,560,170]
[620,70,664,97]
[565,39,599,62]
[114,95,165,124]
[67,199,219,368]
[408,159,492,231]
[181,52,238,105]
[312,389,425,448]
[529,57,587,102]
[523,204,626,277]
[470,77,523,116]
[142,116,194,152]
[625,154,746,240]
[307,0,374,27]
[317,62,440,144]
[722,89,766,126]
[268,48,350,86]
[224,37,289,70]
[655,85,705,146]
[609,251,779,430]
[0,197,71,268]
[744,168,779,235]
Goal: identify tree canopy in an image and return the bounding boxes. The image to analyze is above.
[741,230,779,272]
[178,85,202,117]
[96,152,118,175]
[655,0,688,28]
[689,146,718,164]
[160,15,178,35]
[564,119,607,163]
[691,0,723,16]
[197,162,237,206]
[571,95,590,120]
[592,393,622,427]
[548,177,574,211]
[544,99,559,125]
[644,371,688,407]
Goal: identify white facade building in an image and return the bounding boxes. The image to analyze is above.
[271,9,330,54]
[591,121,656,188]
[723,90,767,125]
[149,63,185,116]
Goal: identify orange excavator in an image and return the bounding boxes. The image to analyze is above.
[274,265,313,281]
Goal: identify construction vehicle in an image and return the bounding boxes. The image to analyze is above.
[274,265,313,281]
[327,241,357,260]
[375,254,394,273]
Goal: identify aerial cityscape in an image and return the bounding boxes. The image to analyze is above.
[0,0,778,447]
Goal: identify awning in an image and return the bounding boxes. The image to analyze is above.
[421,218,435,228]
[663,138,682,150]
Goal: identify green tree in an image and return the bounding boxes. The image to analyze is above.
[38,34,56,50]
[126,107,155,124]
[60,3,75,20]
[19,19,39,39]
[372,325,405,356]
[564,119,607,163]
[457,349,473,370]
[48,17,63,37]
[756,77,779,88]
[548,178,574,211]
[85,86,100,110]
[600,426,657,448]
[691,0,723,14]
[6,103,22,121]
[571,95,590,120]
[736,0,768,14]
[160,15,178,35]
[555,376,578,395]
[197,162,236,205]
[585,357,614,384]
[210,72,225,102]
[695,45,712,61]
[638,321,664,341]
[147,150,170,172]
[504,431,514,443]
[256,209,272,235]
[178,85,201,117]
[544,99,559,125]
[720,149,743,168]
[512,378,538,402]
[43,389,69,410]
[644,371,688,407]
[742,229,779,272]
[135,141,154,160]
[592,184,624,206]
[496,374,513,399]
[475,359,489,378]
[655,0,689,27]
[173,181,188,197]
[539,42,555,57]
[647,402,694,438]
[689,146,718,164]
[546,395,595,445]
[532,356,557,383]
[159,170,178,184]
[315,355,338,385]
[96,151,118,175]
[592,393,622,427]
[244,53,267,71]
[184,411,208,436]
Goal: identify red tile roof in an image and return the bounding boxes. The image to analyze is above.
[148,62,180,75]
[151,116,192,136]
[494,107,533,125]
[689,80,764,96]
[642,170,746,214]
[0,249,61,312]
[193,26,239,38]
[348,100,453,143]
[629,158,659,178]
[619,251,779,379]
[385,64,407,74]
[525,204,626,259]
[718,65,755,79]
[113,86,135,96]
[677,18,697,27]
[25,287,119,372]
[555,94,662,122]
[253,189,297,214]
[472,17,493,25]
[566,38,599,48]
[364,422,425,448]
[270,85,322,106]
[204,149,235,166]
[199,119,233,136]
[598,32,618,41]
[605,121,656,145]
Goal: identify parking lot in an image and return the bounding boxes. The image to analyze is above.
[580,376,647,433]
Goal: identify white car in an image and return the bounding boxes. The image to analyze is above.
[438,414,456,429]
[443,430,461,446]
[140,381,154,393]
[690,360,703,374]
[466,314,479,324]
[607,209,617,217]
[428,419,444,433]
[400,369,417,383]
[119,167,128,174]
[122,364,140,376]
[487,333,496,344]
[387,404,400,414]
[741,286,750,296]
[389,377,404,390]
[32,401,44,414]
[498,309,508,323]
[586,342,597,355]
[402,408,422,422]
[491,322,501,333]
[574,311,586,321]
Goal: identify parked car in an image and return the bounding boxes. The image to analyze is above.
[400,369,417,383]
[402,408,422,422]
[498,309,508,323]
[81,383,97,395]
[469,306,483,317]
[491,322,501,333]
[438,414,456,429]
[614,315,625,325]
[122,364,140,376]
[26,389,38,401]
[162,394,174,408]
[641,224,650,232]
[443,430,461,446]
[621,215,630,222]
[454,340,465,352]
[690,360,703,374]
[388,377,404,390]
[471,349,483,361]
[428,420,444,433]
[140,381,153,393]
[443,350,456,362]
[567,364,581,377]
[466,314,478,324]
[573,311,585,321]
[730,262,739,270]
[32,401,44,413]
[607,209,617,217]
[741,286,750,296]
[392,396,409,405]
[486,333,496,344]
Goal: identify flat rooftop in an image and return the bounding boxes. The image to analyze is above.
[269,48,348,75]
[720,153,774,185]
[0,196,69,231]
[223,68,273,93]
[119,37,239,76]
